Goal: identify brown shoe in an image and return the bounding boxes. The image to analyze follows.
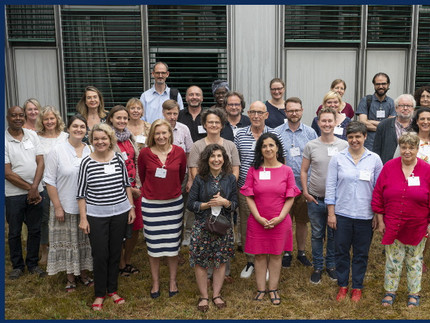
[212,295,227,309]
[197,297,209,312]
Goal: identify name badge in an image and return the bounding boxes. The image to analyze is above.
[333,126,343,136]
[23,140,34,150]
[290,147,301,157]
[408,176,420,186]
[251,141,256,151]
[155,167,167,178]
[327,146,338,156]
[104,164,116,174]
[233,128,239,137]
[284,118,288,124]
[135,135,146,144]
[211,205,222,216]
[259,171,271,180]
[121,151,128,161]
[376,110,385,118]
[359,170,371,181]
[198,125,207,134]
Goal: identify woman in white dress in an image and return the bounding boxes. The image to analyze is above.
[36,105,69,264]
[44,114,93,291]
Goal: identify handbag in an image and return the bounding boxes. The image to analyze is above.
[202,176,232,236]
[205,211,231,236]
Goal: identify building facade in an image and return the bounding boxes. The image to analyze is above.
[5,5,430,125]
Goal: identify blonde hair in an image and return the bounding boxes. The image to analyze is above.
[36,105,65,135]
[322,91,343,108]
[76,86,107,119]
[89,123,117,150]
[126,98,144,118]
[146,119,173,147]
[23,98,42,120]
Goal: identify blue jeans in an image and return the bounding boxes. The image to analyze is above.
[5,194,43,270]
[334,215,373,289]
[307,199,335,270]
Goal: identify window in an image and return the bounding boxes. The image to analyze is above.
[147,5,227,105]
[61,6,143,116]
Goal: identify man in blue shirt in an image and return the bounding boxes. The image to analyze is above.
[275,97,317,268]
[356,72,396,150]
[140,61,184,123]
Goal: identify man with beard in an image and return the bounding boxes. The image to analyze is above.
[222,91,251,141]
[275,97,317,268]
[373,94,415,164]
[5,106,47,279]
[178,85,206,143]
[140,61,184,123]
[356,72,396,150]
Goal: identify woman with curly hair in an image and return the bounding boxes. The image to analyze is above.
[187,144,237,312]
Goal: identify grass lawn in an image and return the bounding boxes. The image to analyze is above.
[4,223,430,320]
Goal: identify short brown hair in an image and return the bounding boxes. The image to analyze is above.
[398,132,419,149]
[317,107,337,121]
[284,97,302,108]
[162,99,180,111]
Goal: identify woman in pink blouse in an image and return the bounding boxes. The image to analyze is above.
[372,132,430,308]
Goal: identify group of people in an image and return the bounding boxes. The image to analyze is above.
[5,62,430,313]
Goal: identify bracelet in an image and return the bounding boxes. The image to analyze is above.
[130,205,136,209]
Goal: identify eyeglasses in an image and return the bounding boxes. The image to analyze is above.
[285,109,302,114]
[270,87,284,92]
[397,104,414,109]
[248,110,266,116]
[374,82,388,86]
[227,103,241,108]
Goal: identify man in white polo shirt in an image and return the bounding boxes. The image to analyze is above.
[5,105,46,279]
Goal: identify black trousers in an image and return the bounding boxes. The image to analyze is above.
[87,212,128,297]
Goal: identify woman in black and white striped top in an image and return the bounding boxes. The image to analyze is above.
[77,123,136,311]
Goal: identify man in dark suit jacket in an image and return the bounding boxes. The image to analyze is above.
[373,94,415,164]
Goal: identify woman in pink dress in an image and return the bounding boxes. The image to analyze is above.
[241,132,300,305]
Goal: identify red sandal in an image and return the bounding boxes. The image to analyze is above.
[108,291,125,304]
[91,297,105,311]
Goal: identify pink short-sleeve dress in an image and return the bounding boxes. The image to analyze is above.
[241,165,301,255]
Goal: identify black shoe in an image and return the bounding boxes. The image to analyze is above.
[9,268,24,280]
[297,252,312,267]
[150,290,160,299]
[169,290,179,297]
[326,267,338,281]
[310,269,322,284]
[282,254,292,268]
[28,266,47,278]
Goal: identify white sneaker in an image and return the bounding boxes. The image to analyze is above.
[181,236,190,246]
[240,262,254,278]
[266,270,269,281]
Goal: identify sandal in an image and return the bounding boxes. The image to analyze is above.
[65,279,76,293]
[407,294,420,308]
[91,297,105,311]
[78,275,94,287]
[381,292,396,306]
[197,297,209,312]
[212,295,227,309]
[108,291,125,305]
[125,264,140,274]
[268,289,281,306]
[254,290,266,301]
[119,266,131,277]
